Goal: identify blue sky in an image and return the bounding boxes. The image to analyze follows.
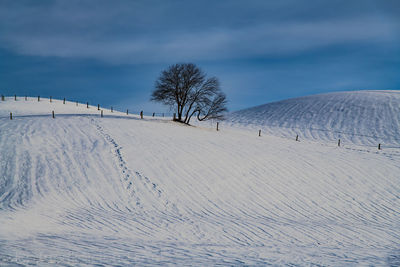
[0,0,399,112]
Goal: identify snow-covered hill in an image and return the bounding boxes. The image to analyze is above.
[0,96,399,266]
[227,90,400,147]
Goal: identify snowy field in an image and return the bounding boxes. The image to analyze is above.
[227,90,400,148]
[0,93,400,266]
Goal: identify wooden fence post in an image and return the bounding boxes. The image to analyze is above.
[38,96,40,102]
[52,111,55,118]
[10,112,12,120]
[101,110,103,118]
[126,109,129,115]
[97,104,100,110]
[259,130,261,137]
[378,143,381,150]
[63,98,66,104]
[140,111,143,119]
[111,106,113,113]
[14,95,16,101]
[152,112,155,117]
[50,96,52,103]
[216,122,219,131]
[87,102,89,108]
[338,139,341,147]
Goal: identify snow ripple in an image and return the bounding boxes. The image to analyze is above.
[0,96,399,266]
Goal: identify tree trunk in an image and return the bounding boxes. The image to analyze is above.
[177,104,183,121]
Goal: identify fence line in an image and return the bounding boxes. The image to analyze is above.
[1,95,399,151]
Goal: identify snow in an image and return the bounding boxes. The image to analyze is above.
[226,90,400,148]
[0,93,399,266]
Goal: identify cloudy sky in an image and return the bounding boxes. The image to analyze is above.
[0,0,399,112]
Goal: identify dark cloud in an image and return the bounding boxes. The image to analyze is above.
[0,0,398,63]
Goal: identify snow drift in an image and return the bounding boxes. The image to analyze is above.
[0,95,399,266]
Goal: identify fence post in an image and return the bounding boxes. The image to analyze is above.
[111,106,113,113]
[1,95,4,101]
[101,110,103,118]
[52,111,55,119]
[338,139,341,147]
[87,102,89,108]
[126,109,129,115]
[76,101,78,106]
[140,111,143,119]
[63,98,65,104]
[216,122,219,131]
[25,95,27,101]
[14,95,16,101]
[378,143,381,150]
[296,135,299,141]
[10,112,12,120]
[38,96,40,102]
[152,112,155,117]
[97,104,100,110]
[50,96,52,103]
[173,113,176,120]
[259,130,261,137]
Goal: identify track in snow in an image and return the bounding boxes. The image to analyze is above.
[0,96,399,266]
[91,118,171,211]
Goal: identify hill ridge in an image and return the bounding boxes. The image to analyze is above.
[227,90,400,147]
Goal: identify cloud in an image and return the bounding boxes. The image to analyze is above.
[0,0,398,65]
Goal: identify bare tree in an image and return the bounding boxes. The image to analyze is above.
[151,63,227,124]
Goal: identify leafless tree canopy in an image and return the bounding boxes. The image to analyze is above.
[151,63,228,124]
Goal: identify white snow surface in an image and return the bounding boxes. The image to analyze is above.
[0,95,399,266]
[227,90,400,148]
